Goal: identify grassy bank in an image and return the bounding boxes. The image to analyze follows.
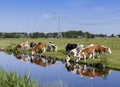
[0,68,65,87]
[0,68,39,87]
[0,38,120,70]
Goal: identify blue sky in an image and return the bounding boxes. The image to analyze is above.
[0,0,120,35]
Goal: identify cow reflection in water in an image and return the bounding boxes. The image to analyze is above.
[47,57,56,66]
[30,55,57,67]
[14,53,29,62]
[65,62,111,79]
[30,55,46,67]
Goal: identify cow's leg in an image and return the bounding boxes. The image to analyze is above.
[55,46,58,52]
[75,58,79,62]
[92,68,95,75]
[75,56,81,62]
[89,54,93,58]
[83,64,87,73]
[31,51,35,55]
[43,47,46,53]
[51,46,53,51]
[66,61,71,67]
[66,56,71,62]
[92,49,95,59]
[83,55,86,61]
[95,52,99,58]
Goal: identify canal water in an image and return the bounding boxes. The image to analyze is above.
[0,52,120,87]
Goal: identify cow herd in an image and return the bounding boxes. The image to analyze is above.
[15,41,58,53]
[66,43,111,62]
[15,41,112,62]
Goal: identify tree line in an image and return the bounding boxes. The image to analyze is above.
[0,30,109,38]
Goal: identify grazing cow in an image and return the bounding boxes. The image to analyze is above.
[78,44,112,61]
[31,42,47,55]
[77,44,95,61]
[47,42,58,52]
[30,42,37,48]
[65,43,78,52]
[16,41,29,50]
[30,55,46,67]
[66,44,85,62]
[94,45,112,54]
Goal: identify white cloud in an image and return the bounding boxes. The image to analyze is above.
[43,14,51,18]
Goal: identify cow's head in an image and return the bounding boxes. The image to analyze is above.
[107,48,112,54]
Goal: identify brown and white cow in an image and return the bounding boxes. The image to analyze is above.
[16,41,29,50]
[31,42,47,55]
[94,45,112,54]
[78,44,111,61]
[76,44,95,61]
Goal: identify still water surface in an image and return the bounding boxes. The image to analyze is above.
[0,52,120,87]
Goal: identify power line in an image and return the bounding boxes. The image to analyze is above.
[68,13,120,26]
[73,10,120,19]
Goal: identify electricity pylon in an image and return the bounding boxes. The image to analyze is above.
[53,12,66,38]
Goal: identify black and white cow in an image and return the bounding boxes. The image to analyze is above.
[30,42,37,48]
[66,44,85,62]
[65,43,78,52]
[47,42,58,52]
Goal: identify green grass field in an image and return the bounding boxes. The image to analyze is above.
[0,38,120,70]
[0,38,120,87]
